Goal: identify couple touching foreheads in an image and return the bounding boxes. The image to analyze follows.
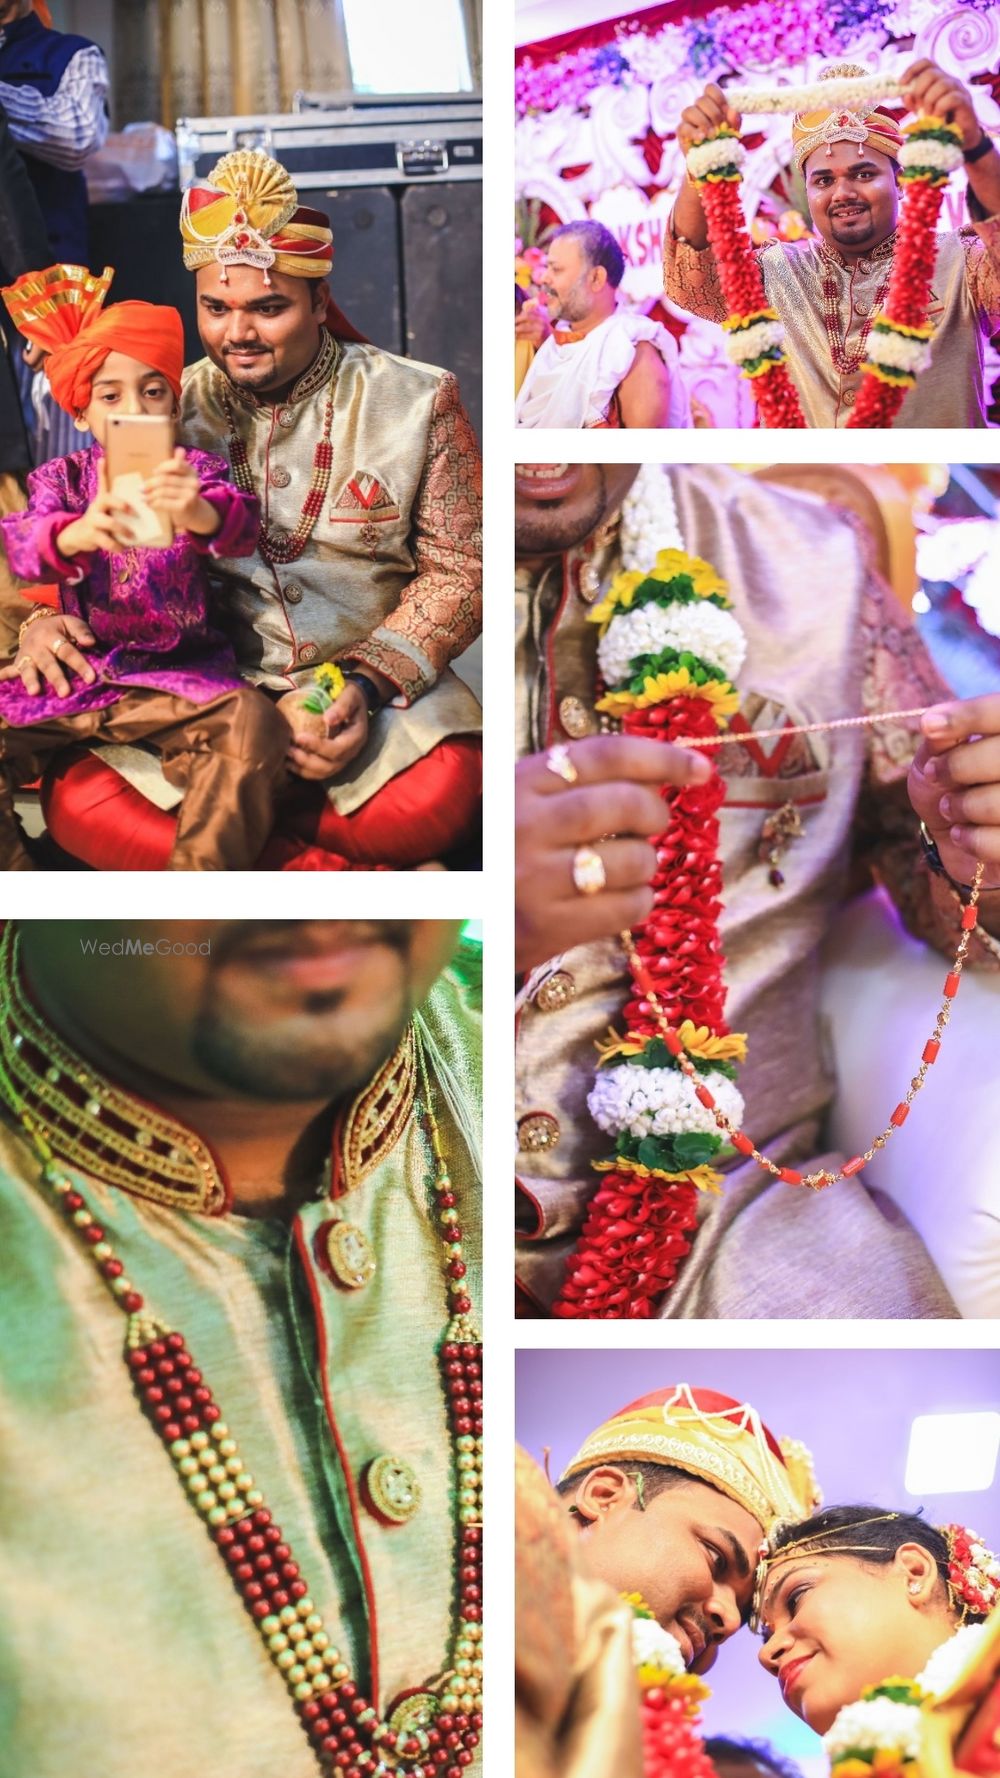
[516,1384,1000,1778]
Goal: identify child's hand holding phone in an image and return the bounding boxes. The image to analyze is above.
[55,459,138,558]
[144,447,221,539]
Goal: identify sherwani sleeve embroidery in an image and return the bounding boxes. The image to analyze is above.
[338,371,483,705]
[852,564,999,970]
[0,45,109,171]
[962,218,1000,329]
[663,214,730,322]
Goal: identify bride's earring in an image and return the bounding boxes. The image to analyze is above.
[908,1581,921,1594]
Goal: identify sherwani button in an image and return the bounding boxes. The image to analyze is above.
[269,466,291,489]
[517,1112,560,1152]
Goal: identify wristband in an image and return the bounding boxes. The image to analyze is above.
[964,131,994,164]
[344,670,383,720]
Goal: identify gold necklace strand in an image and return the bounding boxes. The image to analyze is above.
[621,860,985,1192]
[0,925,226,1211]
[221,362,337,567]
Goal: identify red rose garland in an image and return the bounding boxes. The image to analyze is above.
[685,116,965,429]
[552,551,748,1320]
[628,1595,720,1778]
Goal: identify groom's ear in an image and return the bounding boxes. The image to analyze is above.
[573,1465,636,1524]
[894,1541,940,1603]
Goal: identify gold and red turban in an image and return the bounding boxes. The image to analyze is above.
[1,263,184,416]
[792,63,904,175]
[559,1383,821,1534]
[178,147,366,342]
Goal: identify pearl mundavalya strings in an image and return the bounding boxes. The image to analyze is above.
[0,938,482,1776]
[683,74,966,429]
[551,469,985,1321]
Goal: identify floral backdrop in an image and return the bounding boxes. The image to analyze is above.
[514,0,1000,423]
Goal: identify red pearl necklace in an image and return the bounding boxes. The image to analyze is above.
[819,241,892,376]
[9,1038,482,1775]
[222,370,336,567]
[622,858,984,1191]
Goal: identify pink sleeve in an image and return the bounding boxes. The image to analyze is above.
[0,457,92,583]
[191,477,261,560]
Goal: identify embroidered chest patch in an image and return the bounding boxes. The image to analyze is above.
[328,471,402,558]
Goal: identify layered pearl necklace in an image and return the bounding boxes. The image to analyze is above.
[0,933,483,1776]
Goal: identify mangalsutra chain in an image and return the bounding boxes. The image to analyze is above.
[622,858,984,1192]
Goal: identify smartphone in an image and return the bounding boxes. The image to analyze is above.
[104,413,176,550]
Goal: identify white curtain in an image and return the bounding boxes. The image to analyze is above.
[113,0,352,126]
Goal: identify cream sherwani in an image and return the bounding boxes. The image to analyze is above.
[0,945,482,1776]
[664,219,1000,427]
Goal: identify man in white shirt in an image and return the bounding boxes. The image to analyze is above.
[515,220,692,429]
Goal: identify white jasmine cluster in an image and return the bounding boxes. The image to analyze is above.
[598,600,747,687]
[864,329,933,375]
[588,1065,744,1141]
[917,1621,991,1699]
[725,318,785,366]
[685,135,747,180]
[824,1697,923,1763]
[620,466,683,569]
[728,74,903,115]
[899,135,964,175]
[632,1616,686,1677]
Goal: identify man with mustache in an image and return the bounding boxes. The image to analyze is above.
[516,1384,819,1778]
[0,918,482,1776]
[515,462,1000,1319]
[515,220,692,429]
[665,59,1000,427]
[8,150,482,870]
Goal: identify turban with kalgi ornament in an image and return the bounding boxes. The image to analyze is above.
[559,1383,821,1534]
[178,147,366,342]
[0,263,184,417]
[792,62,905,175]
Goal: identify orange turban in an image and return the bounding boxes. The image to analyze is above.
[1,264,185,417]
[32,1,53,24]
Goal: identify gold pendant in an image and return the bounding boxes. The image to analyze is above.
[363,1453,422,1524]
[387,1692,440,1735]
[323,1219,377,1289]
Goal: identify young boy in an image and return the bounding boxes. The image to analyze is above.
[0,262,289,871]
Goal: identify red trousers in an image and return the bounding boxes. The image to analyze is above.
[41,734,482,871]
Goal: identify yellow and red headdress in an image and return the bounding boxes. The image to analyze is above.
[179,149,334,283]
[559,1382,821,1535]
[1,263,184,417]
[792,63,904,175]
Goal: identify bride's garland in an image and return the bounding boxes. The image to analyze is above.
[684,76,965,429]
[824,1619,992,1778]
[626,1596,718,1778]
[552,473,748,1320]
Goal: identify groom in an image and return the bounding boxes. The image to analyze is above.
[516,1384,819,1778]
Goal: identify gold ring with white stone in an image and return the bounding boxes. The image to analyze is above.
[545,742,578,785]
[572,844,606,896]
[14,654,31,672]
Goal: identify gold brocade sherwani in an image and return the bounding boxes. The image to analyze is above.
[178,333,482,814]
[0,946,482,1778]
[515,467,998,1319]
[515,1447,643,1778]
[663,218,1000,427]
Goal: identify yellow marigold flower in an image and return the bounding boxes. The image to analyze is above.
[674,1021,748,1064]
[587,569,645,631]
[636,1665,711,1707]
[315,661,346,698]
[648,548,729,601]
[596,671,738,720]
[832,1762,880,1778]
[594,1028,645,1066]
[623,1591,655,1614]
[593,1157,724,1195]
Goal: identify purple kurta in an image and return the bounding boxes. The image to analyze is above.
[0,444,260,725]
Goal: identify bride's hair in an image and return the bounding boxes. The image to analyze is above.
[770,1504,988,1623]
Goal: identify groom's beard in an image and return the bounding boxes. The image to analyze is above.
[680,1607,716,1669]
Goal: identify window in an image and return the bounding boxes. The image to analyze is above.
[343,0,474,93]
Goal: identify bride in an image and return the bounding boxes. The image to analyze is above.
[753,1505,999,1752]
